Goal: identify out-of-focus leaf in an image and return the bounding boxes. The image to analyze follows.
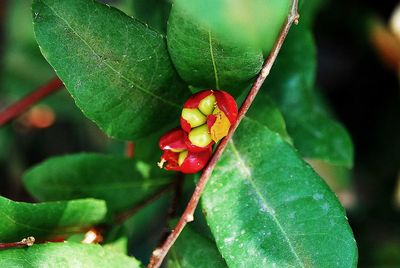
[132,0,171,33]
[264,26,354,167]
[33,0,189,140]
[167,4,263,96]
[23,153,173,214]
[168,225,227,268]
[0,196,106,242]
[202,118,358,267]
[299,0,325,27]
[0,242,141,267]
[173,0,291,54]
[0,128,12,160]
[1,0,54,101]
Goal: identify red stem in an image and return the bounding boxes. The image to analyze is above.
[147,1,300,267]
[125,141,135,158]
[0,77,64,127]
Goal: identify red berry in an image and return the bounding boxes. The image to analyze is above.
[158,128,212,174]
[180,90,238,151]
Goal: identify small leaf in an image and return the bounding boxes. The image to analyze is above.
[0,196,106,242]
[167,4,264,96]
[0,242,141,267]
[202,118,358,267]
[264,26,354,167]
[168,225,227,268]
[33,0,189,140]
[23,153,173,214]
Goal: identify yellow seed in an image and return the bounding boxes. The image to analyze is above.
[178,151,188,166]
[182,108,207,128]
[198,94,216,115]
[170,148,184,153]
[189,125,212,147]
[210,107,231,143]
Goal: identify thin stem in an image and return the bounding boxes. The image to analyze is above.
[0,77,64,127]
[147,1,300,267]
[115,184,175,224]
[0,237,35,250]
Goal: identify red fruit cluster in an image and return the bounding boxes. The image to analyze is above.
[158,90,238,174]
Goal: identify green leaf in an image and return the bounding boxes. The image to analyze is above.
[0,242,141,267]
[172,0,291,54]
[167,4,264,96]
[246,94,292,144]
[23,153,173,214]
[0,196,106,242]
[264,26,354,167]
[33,0,189,140]
[202,118,358,267]
[299,0,325,27]
[132,0,171,33]
[168,225,227,268]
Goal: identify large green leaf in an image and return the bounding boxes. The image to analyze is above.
[23,153,173,214]
[0,242,140,267]
[202,118,357,267]
[33,0,189,140]
[172,0,291,54]
[167,4,264,96]
[263,26,354,167]
[0,196,106,242]
[168,225,227,268]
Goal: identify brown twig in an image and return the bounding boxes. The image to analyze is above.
[125,142,135,158]
[147,1,300,267]
[115,184,175,224]
[0,237,35,250]
[0,77,63,127]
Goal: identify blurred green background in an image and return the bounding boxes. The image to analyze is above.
[0,0,399,267]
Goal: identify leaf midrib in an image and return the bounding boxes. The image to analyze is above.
[208,31,220,89]
[38,0,180,109]
[229,140,306,268]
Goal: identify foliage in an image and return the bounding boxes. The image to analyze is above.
[0,0,359,267]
